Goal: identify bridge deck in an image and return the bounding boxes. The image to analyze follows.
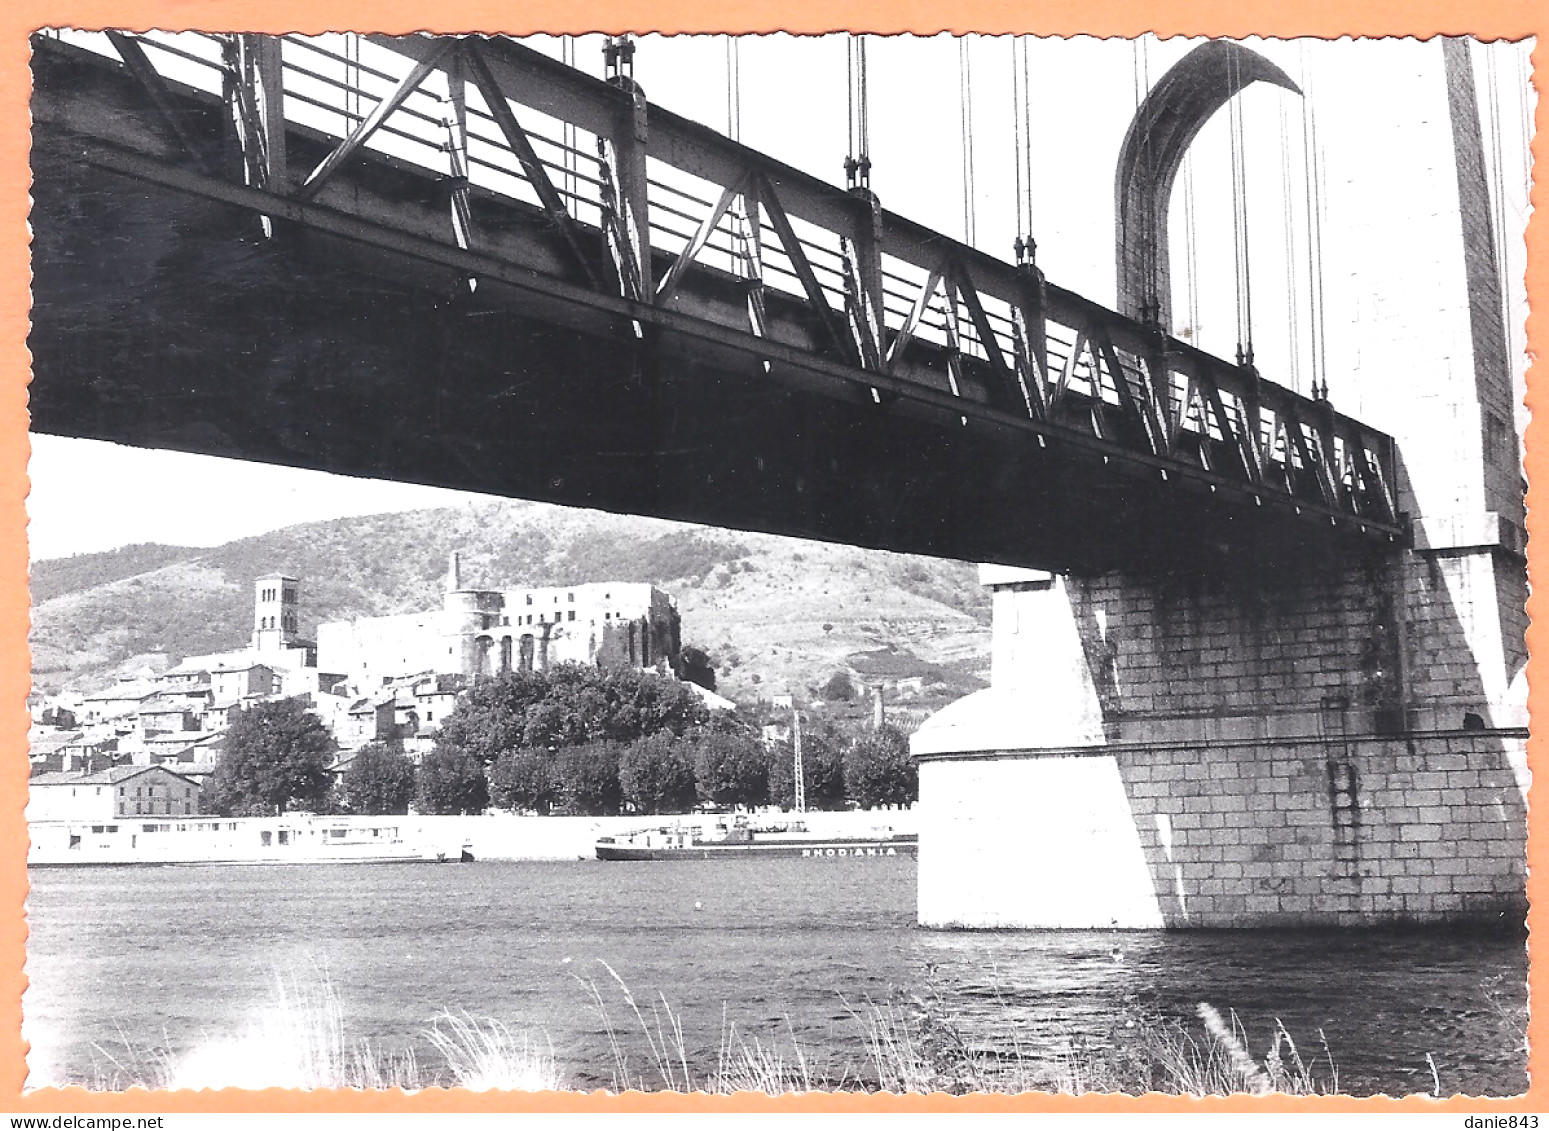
[27,32,1405,574]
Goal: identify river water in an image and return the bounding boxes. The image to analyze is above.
[24,859,1528,1095]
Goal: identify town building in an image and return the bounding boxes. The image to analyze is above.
[79,679,160,724]
[27,764,201,821]
[32,561,695,780]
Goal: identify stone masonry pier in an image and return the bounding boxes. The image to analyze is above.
[914,38,1528,929]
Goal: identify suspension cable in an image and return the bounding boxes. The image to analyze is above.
[1485,46,1513,346]
[725,36,741,142]
[1315,142,1329,399]
[1279,95,1301,394]
[1021,38,1034,249]
[1517,43,1532,195]
[1228,49,1253,368]
[860,36,869,167]
[1131,37,1145,312]
[1011,36,1036,260]
[846,37,854,164]
[959,36,976,246]
[1131,34,1143,111]
[1183,150,1199,342]
[1139,35,1157,323]
[1515,43,1532,352]
[346,31,361,125]
[561,36,577,204]
[1300,41,1328,400]
[1012,38,1024,246]
[845,35,870,189]
[726,36,745,280]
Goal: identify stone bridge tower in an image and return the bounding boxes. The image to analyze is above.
[913,39,1528,929]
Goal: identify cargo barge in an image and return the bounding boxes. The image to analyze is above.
[595,815,917,860]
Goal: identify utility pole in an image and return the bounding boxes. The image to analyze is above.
[792,707,806,814]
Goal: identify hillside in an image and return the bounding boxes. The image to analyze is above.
[29,542,200,603]
[29,499,992,704]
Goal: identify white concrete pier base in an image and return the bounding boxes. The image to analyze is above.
[917,752,1165,928]
[912,570,1164,928]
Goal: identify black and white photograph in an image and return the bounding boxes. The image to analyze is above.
[20,26,1534,1101]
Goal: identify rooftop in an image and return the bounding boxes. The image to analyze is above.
[30,764,198,787]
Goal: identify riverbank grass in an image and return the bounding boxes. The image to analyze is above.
[1054,1004,1339,1096]
[61,967,1353,1096]
[423,1013,562,1091]
[166,970,418,1091]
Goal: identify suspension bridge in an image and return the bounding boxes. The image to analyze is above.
[26,31,1527,928]
[29,30,1405,577]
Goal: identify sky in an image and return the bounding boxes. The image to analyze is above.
[25,435,485,560]
[26,32,1535,561]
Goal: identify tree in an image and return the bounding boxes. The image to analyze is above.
[843,724,917,809]
[488,747,559,814]
[434,669,550,765]
[415,746,488,815]
[821,670,856,702]
[434,664,710,763]
[619,733,697,814]
[767,719,848,811]
[337,742,416,815]
[692,726,768,810]
[203,699,334,817]
[554,742,622,816]
[678,645,717,692]
[576,666,709,746]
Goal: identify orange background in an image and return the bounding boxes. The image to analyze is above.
[1,0,1542,1114]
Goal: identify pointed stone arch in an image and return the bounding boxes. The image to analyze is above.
[1115,41,1301,332]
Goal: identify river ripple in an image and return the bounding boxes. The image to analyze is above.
[23,859,1527,1095]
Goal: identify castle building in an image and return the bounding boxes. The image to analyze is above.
[314,553,682,691]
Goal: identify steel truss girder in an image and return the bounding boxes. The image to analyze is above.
[298,40,454,202]
[443,46,475,258]
[35,30,1405,548]
[105,30,215,172]
[460,41,599,288]
[221,35,282,194]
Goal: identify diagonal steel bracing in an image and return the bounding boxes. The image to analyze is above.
[29,29,1408,567]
